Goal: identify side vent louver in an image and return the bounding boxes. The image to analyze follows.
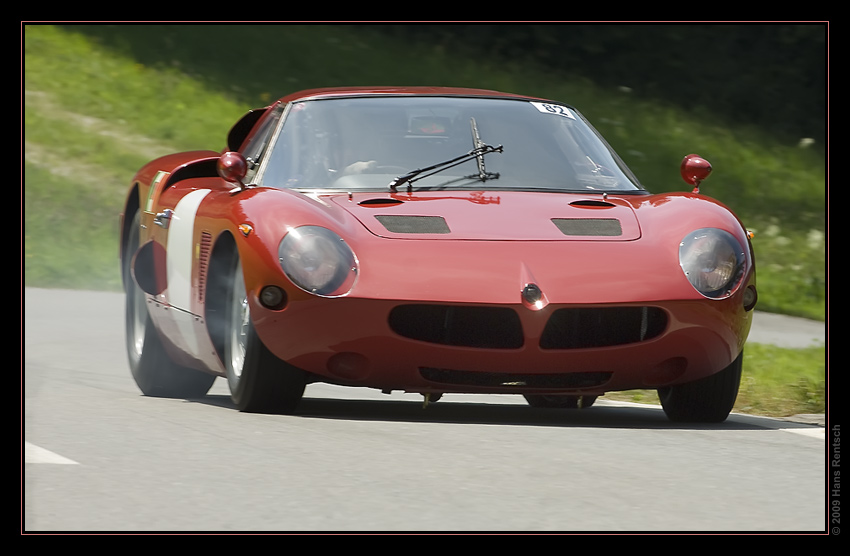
[197,232,212,303]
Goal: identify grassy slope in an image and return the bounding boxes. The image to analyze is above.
[22,24,826,416]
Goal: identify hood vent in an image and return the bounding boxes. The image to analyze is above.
[569,199,616,208]
[358,198,404,207]
[552,218,622,237]
[374,215,451,234]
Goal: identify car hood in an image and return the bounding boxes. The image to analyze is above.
[266,188,748,305]
[328,191,642,241]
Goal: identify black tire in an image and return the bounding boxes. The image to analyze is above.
[123,210,216,398]
[658,351,744,423]
[523,394,598,409]
[223,250,306,413]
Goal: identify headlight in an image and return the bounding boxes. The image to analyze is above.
[679,228,746,299]
[278,226,358,297]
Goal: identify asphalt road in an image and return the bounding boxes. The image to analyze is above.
[746,311,825,349]
[23,288,827,532]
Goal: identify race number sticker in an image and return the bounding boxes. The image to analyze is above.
[530,102,576,119]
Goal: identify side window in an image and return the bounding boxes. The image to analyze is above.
[241,104,285,181]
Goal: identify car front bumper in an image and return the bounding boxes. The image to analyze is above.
[251,293,752,395]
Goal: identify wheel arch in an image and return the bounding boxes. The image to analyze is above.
[204,230,239,364]
[120,184,143,289]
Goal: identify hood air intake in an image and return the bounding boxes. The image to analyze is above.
[552,218,622,237]
[375,215,451,234]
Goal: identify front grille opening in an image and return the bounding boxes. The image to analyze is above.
[420,368,612,389]
[389,305,524,349]
[541,307,667,349]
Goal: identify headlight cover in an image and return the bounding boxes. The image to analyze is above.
[679,228,747,299]
[278,226,358,297]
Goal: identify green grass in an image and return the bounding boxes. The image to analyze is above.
[606,344,826,417]
[737,344,826,416]
[22,24,826,418]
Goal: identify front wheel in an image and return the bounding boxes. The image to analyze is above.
[223,251,306,413]
[658,351,743,423]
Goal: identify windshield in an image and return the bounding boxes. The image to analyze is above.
[256,96,643,193]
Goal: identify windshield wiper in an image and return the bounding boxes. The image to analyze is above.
[388,145,503,192]
[389,117,503,192]
[469,117,500,182]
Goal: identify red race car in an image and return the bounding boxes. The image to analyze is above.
[119,87,756,422]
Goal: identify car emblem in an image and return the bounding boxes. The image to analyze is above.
[522,283,548,310]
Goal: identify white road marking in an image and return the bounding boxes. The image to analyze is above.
[598,399,825,439]
[25,441,79,465]
[777,427,825,439]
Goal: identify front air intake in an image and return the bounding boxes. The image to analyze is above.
[420,368,612,389]
[541,306,667,349]
[389,304,523,349]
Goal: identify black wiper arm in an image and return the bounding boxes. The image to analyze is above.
[388,144,503,192]
[389,117,503,192]
[470,117,499,182]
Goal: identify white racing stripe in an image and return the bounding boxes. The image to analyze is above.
[165,189,211,356]
[166,189,210,312]
[25,441,79,465]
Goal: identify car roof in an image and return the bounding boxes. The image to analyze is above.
[229,87,555,152]
[276,86,543,105]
